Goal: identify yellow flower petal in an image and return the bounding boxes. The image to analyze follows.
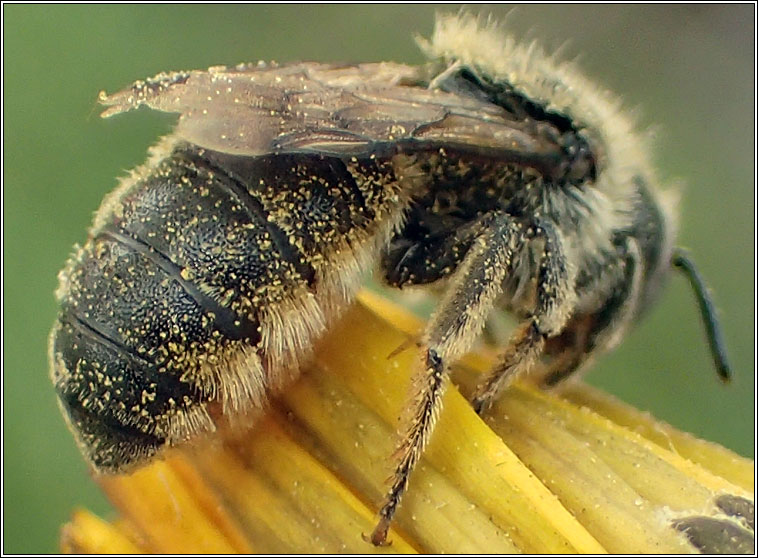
[561,384,755,493]
[60,510,142,554]
[97,457,252,553]
[59,291,753,554]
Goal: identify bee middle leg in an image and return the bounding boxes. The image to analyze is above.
[471,219,576,414]
[370,211,524,545]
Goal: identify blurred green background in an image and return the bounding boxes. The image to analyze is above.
[3,5,754,553]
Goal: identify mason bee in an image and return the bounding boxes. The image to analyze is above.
[49,13,731,545]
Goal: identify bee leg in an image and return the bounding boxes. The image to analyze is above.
[382,214,495,288]
[538,316,593,388]
[370,212,523,545]
[471,220,575,414]
[540,237,643,388]
[470,318,545,414]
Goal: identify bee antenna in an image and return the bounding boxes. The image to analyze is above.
[671,249,731,382]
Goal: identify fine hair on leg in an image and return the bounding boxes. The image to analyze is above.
[369,211,522,545]
[471,219,575,414]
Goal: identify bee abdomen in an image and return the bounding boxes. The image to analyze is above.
[95,226,261,342]
[171,147,319,289]
[50,140,405,471]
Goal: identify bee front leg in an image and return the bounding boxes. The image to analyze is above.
[540,237,643,388]
[370,212,524,545]
[471,220,576,414]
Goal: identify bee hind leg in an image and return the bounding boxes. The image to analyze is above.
[370,211,523,545]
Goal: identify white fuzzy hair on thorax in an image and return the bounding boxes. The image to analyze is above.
[418,12,679,270]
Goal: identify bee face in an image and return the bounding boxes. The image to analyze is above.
[47,11,737,546]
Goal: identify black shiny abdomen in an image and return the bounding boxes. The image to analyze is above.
[50,141,400,470]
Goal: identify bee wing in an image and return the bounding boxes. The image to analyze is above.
[99,62,553,158]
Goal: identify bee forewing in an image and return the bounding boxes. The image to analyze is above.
[99,62,559,158]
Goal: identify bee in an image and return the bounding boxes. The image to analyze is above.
[49,13,731,546]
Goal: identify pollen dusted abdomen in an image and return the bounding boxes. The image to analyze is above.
[50,143,409,471]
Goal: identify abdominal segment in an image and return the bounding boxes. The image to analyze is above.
[50,141,408,471]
